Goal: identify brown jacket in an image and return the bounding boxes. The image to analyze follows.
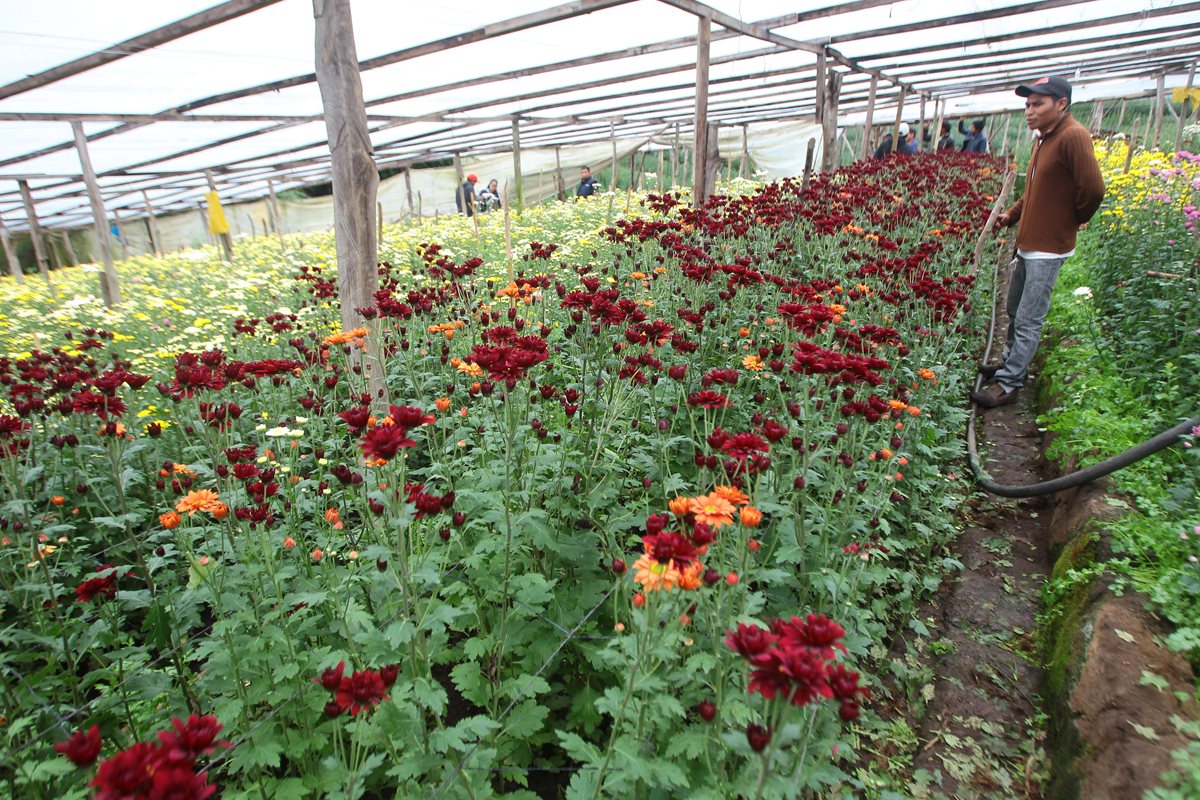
[1004,113,1105,253]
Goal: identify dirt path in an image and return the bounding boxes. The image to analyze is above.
[905,393,1052,799]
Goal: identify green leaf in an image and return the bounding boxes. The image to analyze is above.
[1130,722,1161,741]
[1138,670,1169,692]
[500,699,548,740]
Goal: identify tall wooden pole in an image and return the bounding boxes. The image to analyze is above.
[892,88,906,155]
[815,51,827,127]
[204,170,234,261]
[61,229,79,266]
[1176,61,1196,153]
[704,122,720,198]
[861,74,878,159]
[821,68,841,171]
[402,167,416,215]
[801,137,816,190]
[1117,99,1127,130]
[692,15,711,207]
[142,191,162,254]
[553,146,564,200]
[740,124,749,177]
[70,123,119,304]
[266,177,282,233]
[453,152,467,214]
[1153,71,1165,149]
[16,180,51,282]
[511,118,524,213]
[0,216,23,283]
[610,122,618,190]
[313,0,384,405]
[933,98,945,152]
[918,94,927,151]
[671,123,680,188]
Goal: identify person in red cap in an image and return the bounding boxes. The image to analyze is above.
[457,173,479,216]
[973,76,1105,408]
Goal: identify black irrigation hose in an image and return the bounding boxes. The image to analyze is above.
[965,172,1200,498]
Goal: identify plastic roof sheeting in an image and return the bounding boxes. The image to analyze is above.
[1,0,1198,232]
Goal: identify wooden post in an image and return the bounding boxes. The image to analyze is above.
[629,147,638,191]
[313,0,381,371]
[417,191,423,218]
[553,146,564,201]
[821,68,841,171]
[918,94,927,151]
[740,124,749,177]
[671,123,680,189]
[70,122,119,304]
[204,170,234,261]
[1153,72,1165,149]
[692,15,711,207]
[610,122,619,191]
[1124,135,1136,174]
[511,118,524,213]
[1001,113,1012,157]
[16,180,51,282]
[933,98,945,153]
[815,51,827,129]
[1176,61,1196,153]
[61,229,79,266]
[142,191,162,254]
[453,152,467,214]
[1117,99,1127,130]
[892,88,906,154]
[657,149,665,190]
[861,74,878,159]
[47,228,62,269]
[802,137,816,190]
[266,177,282,233]
[376,201,383,242]
[0,216,23,282]
[402,167,416,215]
[1089,99,1105,134]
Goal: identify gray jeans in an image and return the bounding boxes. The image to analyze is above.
[994,254,1066,391]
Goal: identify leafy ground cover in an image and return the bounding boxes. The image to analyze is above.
[1,156,1002,799]
[1035,141,1200,794]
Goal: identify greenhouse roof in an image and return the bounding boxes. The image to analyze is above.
[1,0,1198,231]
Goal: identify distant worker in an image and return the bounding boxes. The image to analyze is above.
[457,173,478,216]
[576,165,599,198]
[896,122,917,155]
[959,119,989,153]
[478,179,501,212]
[973,76,1105,409]
[872,132,894,160]
[937,121,955,151]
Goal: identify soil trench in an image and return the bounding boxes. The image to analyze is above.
[908,392,1052,798]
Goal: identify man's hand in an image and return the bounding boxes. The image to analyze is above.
[996,211,1013,227]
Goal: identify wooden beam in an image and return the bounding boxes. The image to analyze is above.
[71,123,120,305]
[511,119,524,213]
[0,216,23,283]
[16,180,52,282]
[821,69,842,171]
[657,0,823,54]
[693,15,712,207]
[0,0,285,101]
[829,0,1101,45]
[815,51,828,125]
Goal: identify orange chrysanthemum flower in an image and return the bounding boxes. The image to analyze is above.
[688,493,735,529]
[435,397,451,412]
[632,553,681,592]
[918,368,936,380]
[667,496,692,517]
[712,485,749,506]
[159,511,182,529]
[175,489,223,516]
[741,355,764,371]
[675,561,704,591]
[740,506,763,528]
[323,328,368,346]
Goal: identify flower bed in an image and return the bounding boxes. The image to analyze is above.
[1,154,1001,799]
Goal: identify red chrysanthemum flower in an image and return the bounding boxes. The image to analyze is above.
[156,714,228,764]
[359,425,416,461]
[333,668,390,716]
[54,724,102,767]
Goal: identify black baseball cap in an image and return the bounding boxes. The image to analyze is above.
[1015,76,1072,102]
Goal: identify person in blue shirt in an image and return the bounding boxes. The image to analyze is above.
[575,166,599,198]
[896,123,918,155]
[959,119,989,153]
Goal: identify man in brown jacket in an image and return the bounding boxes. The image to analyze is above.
[973,76,1106,408]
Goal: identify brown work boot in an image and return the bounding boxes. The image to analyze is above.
[977,361,1002,379]
[971,382,1019,408]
